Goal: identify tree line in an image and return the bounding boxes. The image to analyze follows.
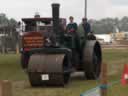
[89,16,128,34]
[0,13,128,36]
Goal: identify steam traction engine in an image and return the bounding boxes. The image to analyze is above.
[20,3,102,86]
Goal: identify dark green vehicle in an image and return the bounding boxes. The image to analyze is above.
[20,3,102,86]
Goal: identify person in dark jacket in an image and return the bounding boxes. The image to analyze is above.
[66,16,78,33]
[82,17,91,34]
[66,16,80,49]
[66,16,80,66]
[77,18,91,63]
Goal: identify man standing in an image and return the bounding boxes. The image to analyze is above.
[77,18,91,63]
[77,17,91,39]
[66,16,80,67]
[66,16,79,49]
[82,17,91,34]
[66,16,78,33]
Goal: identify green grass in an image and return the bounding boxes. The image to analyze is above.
[0,54,27,80]
[0,49,128,96]
[103,49,128,96]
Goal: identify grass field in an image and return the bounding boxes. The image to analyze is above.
[0,49,128,96]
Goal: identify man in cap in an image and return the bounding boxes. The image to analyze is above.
[82,17,91,34]
[77,18,91,63]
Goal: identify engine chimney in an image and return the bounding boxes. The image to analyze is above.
[52,3,60,34]
[51,3,60,46]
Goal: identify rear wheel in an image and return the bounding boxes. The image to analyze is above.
[83,40,102,80]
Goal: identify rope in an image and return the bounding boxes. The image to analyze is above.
[80,79,121,96]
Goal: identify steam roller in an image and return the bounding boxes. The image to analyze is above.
[20,3,102,86]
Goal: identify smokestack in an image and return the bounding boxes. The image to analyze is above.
[51,3,60,46]
[52,3,60,35]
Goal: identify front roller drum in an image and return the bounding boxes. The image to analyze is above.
[27,54,71,86]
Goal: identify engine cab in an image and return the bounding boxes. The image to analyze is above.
[21,17,66,52]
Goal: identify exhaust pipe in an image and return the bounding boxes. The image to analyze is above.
[52,3,60,46]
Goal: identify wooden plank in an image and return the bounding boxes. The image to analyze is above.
[100,63,108,96]
[0,80,12,96]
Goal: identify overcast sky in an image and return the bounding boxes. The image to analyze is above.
[0,0,128,23]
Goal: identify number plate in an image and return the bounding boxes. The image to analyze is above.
[41,74,49,81]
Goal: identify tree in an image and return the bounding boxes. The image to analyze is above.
[89,16,128,34]
[0,13,9,26]
[0,13,18,53]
